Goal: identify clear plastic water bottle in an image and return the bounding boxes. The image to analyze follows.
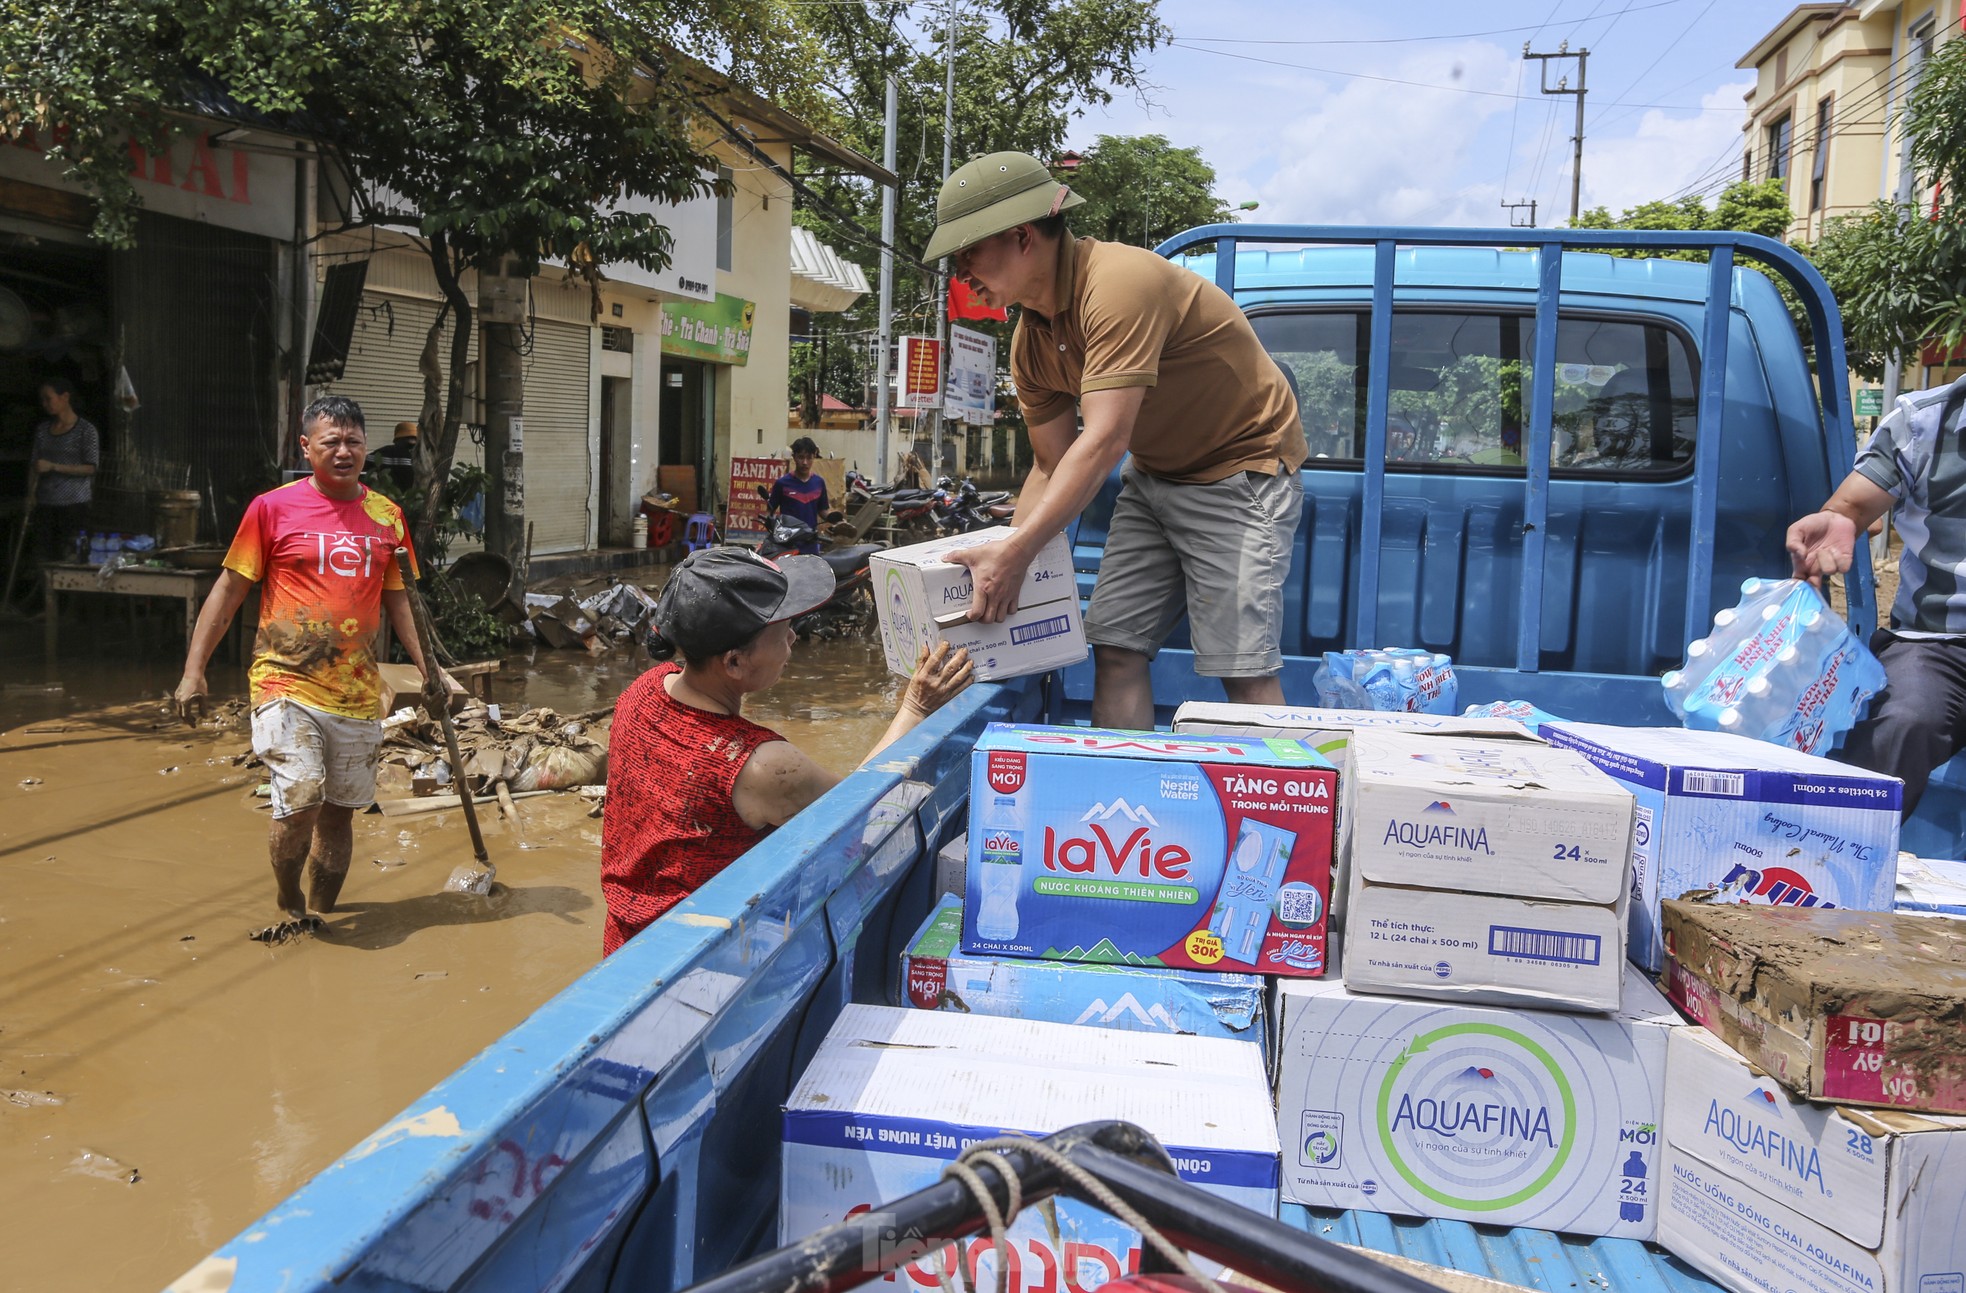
[973,840,1022,941]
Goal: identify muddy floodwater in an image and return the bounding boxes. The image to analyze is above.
[0,631,899,1290]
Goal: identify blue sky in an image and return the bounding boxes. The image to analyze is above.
[1061,0,1802,227]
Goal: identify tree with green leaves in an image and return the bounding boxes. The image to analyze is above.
[1569,178,1792,253]
[1800,33,1966,381]
[1,0,821,570]
[785,0,1169,466]
[1066,133,1235,248]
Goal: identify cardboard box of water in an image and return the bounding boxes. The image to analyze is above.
[965,724,1337,976]
[781,1005,1278,1293]
[1339,731,1633,1008]
[1658,1025,1966,1293]
[1541,722,1901,972]
[1276,965,1678,1238]
[1171,701,1538,766]
[871,530,1086,682]
[902,895,1267,1054]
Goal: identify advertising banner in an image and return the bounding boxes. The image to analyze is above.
[661,293,755,365]
[946,325,997,426]
[726,456,781,536]
[900,336,941,407]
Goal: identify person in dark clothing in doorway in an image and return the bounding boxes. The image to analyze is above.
[29,376,99,566]
[766,436,829,554]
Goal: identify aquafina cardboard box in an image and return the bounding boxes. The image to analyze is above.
[964,724,1337,976]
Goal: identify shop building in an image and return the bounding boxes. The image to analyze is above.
[0,116,314,544]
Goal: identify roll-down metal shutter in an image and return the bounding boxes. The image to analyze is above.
[521,318,593,554]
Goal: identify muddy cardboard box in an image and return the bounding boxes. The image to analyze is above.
[1660,1028,1966,1293]
[1543,723,1901,972]
[1275,963,1678,1238]
[1662,899,1966,1115]
[871,530,1085,682]
[901,894,1267,1056]
[780,1005,1278,1293]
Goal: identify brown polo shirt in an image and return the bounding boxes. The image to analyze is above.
[1010,235,1305,484]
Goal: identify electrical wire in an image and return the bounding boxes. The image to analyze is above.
[1173,0,1688,46]
[1169,40,1746,111]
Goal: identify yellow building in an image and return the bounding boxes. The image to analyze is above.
[1738,2,1954,246]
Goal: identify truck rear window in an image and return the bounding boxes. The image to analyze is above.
[1253,309,1698,478]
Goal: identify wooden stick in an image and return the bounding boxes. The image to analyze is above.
[394,548,489,863]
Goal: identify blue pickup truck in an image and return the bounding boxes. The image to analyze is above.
[176,226,1929,1293]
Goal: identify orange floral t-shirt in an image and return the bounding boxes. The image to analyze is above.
[223,479,418,719]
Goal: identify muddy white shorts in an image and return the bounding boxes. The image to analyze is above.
[1084,463,1302,676]
[250,698,384,819]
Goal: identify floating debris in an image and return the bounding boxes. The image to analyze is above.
[70,1149,139,1184]
[158,766,179,776]
[3,1089,65,1109]
[372,857,407,870]
[413,971,448,981]
[19,778,42,788]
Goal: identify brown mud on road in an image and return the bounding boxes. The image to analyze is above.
[0,632,896,1290]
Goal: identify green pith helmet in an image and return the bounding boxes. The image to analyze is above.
[921,151,1085,262]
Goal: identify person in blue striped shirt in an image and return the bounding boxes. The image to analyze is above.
[1788,375,1966,816]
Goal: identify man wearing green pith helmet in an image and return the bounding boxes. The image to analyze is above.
[933,151,1305,730]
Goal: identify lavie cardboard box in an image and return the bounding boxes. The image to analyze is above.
[1342,731,1635,1009]
[966,724,1338,976]
[901,895,1267,1056]
[1662,899,1966,1115]
[871,530,1085,682]
[781,1006,1278,1293]
[1659,1024,1966,1293]
[1543,722,1901,972]
[1275,964,1678,1238]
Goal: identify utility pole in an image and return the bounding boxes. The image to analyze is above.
[1524,41,1589,225]
[875,73,897,484]
[480,257,527,598]
[1501,198,1539,228]
[934,0,957,483]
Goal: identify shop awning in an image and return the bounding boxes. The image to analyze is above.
[790,226,868,314]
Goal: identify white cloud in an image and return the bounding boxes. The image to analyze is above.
[1540,80,1756,218]
[1250,43,1520,225]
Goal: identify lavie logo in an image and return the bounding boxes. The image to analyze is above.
[1081,799,1159,827]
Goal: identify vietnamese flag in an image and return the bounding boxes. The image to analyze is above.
[948,279,1008,322]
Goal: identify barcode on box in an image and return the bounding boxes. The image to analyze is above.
[1489,924,1603,965]
[1680,770,1746,797]
[1010,615,1071,645]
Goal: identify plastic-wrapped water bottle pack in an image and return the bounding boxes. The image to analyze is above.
[1461,699,1569,736]
[1312,648,1459,715]
[1661,577,1887,754]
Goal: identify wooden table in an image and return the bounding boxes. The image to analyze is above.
[43,563,227,662]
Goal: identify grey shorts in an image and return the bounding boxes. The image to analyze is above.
[1084,463,1302,677]
[250,697,384,818]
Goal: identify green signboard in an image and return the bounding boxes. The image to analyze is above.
[660,293,754,366]
[1855,387,1884,417]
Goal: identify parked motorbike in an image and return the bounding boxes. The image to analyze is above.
[933,475,1016,533]
[752,491,881,640]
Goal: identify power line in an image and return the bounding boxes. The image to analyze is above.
[1586,0,1720,132]
[1169,40,1741,111]
[1173,0,1688,46]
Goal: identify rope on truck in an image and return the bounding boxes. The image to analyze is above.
[940,1137,1228,1293]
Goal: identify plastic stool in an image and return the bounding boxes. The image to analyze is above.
[683,512,716,552]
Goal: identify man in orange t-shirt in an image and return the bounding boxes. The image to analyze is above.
[174,396,440,921]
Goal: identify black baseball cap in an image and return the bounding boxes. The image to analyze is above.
[648,547,835,658]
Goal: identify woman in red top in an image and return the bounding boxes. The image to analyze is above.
[601,547,972,955]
